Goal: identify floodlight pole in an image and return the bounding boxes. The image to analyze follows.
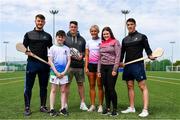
[170,41,175,71]
[50,10,59,44]
[3,41,9,68]
[121,10,130,37]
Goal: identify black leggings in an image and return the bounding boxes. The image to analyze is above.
[101,65,118,110]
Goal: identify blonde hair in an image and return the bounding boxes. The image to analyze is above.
[90,25,100,33]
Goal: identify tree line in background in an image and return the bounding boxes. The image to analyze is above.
[0,62,26,71]
[0,59,180,71]
[146,59,180,71]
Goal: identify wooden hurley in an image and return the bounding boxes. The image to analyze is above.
[16,43,49,65]
[124,48,164,65]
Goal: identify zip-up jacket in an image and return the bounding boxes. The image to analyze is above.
[23,28,53,62]
[120,31,152,63]
[64,31,86,68]
[97,38,121,73]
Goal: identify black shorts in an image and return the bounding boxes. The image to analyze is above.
[122,62,146,82]
[88,63,98,72]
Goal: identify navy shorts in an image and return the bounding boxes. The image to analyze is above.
[122,62,146,82]
[88,63,98,72]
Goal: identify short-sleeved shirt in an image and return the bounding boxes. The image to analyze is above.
[86,38,101,64]
[48,44,70,75]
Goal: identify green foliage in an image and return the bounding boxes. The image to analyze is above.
[146,59,171,71]
[0,62,5,65]
[174,60,180,66]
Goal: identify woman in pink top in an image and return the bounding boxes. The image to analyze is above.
[85,25,104,112]
[97,27,121,116]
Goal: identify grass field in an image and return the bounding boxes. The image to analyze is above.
[0,71,180,119]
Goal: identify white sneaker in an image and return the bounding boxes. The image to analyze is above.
[65,103,68,110]
[87,105,96,112]
[121,107,136,113]
[97,105,103,113]
[80,102,88,111]
[138,109,149,117]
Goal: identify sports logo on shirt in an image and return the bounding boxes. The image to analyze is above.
[64,50,67,55]
[133,37,139,42]
[43,35,47,40]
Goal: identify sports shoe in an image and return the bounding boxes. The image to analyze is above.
[49,109,58,117]
[24,107,31,116]
[87,105,96,112]
[60,108,69,116]
[97,105,103,113]
[121,107,136,113]
[138,109,149,117]
[65,103,68,110]
[80,102,88,111]
[40,106,49,113]
[110,109,119,116]
[102,108,111,115]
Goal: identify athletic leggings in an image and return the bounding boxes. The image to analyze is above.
[24,60,50,108]
[101,65,118,110]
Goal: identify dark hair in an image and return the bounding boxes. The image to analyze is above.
[70,21,78,26]
[126,18,136,24]
[101,27,115,41]
[56,30,66,37]
[35,14,45,20]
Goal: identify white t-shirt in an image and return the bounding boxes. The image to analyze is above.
[86,38,101,64]
[48,44,70,75]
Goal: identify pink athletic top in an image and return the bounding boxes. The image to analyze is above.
[97,38,121,72]
[86,38,101,64]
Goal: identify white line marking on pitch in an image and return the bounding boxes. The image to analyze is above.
[0,77,24,80]
[148,76,180,81]
[0,80,24,85]
[149,79,180,85]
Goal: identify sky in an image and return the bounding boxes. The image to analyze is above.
[0,0,180,63]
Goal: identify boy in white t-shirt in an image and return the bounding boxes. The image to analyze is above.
[48,30,71,116]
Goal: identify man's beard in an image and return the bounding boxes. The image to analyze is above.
[36,25,43,30]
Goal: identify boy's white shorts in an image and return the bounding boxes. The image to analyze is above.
[49,75,69,85]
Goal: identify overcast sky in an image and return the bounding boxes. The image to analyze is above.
[0,0,180,62]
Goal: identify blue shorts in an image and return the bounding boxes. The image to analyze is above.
[122,62,146,82]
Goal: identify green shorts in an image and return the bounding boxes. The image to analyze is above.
[68,68,85,83]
